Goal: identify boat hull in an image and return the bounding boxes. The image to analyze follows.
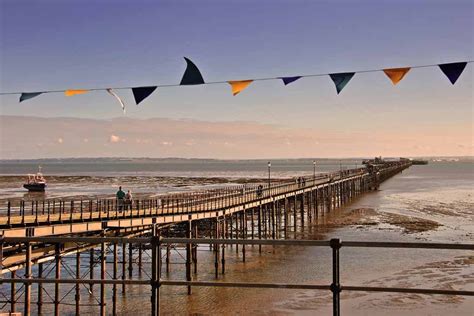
[23,183,47,192]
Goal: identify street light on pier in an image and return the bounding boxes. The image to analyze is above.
[313,160,316,184]
[267,161,271,189]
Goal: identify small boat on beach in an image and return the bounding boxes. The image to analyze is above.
[23,167,47,192]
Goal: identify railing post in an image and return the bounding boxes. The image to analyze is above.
[330,238,341,316]
[7,201,11,226]
[151,225,161,316]
[21,200,25,225]
[70,200,74,222]
[35,201,39,224]
[80,199,83,221]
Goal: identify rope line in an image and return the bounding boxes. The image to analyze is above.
[0,60,472,95]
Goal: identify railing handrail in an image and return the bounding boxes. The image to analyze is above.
[3,236,473,250]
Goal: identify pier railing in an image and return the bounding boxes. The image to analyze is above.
[1,168,365,224]
[1,163,411,227]
[0,235,472,316]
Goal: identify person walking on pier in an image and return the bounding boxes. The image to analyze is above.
[116,186,125,212]
[125,190,133,211]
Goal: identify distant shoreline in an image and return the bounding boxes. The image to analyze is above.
[1,156,473,163]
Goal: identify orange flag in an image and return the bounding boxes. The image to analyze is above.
[383,67,411,85]
[228,80,253,96]
[65,89,89,96]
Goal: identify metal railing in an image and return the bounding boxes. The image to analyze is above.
[0,235,472,316]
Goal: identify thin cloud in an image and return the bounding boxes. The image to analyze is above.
[109,135,121,143]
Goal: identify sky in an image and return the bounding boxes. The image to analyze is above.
[0,0,473,159]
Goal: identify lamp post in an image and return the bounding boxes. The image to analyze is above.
[267,161,271,190]
[313,160,316,185]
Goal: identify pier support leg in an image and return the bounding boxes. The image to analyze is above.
[300,194,305,228]
[122,241,126,294]
[186,220,192,295]
[221,218,226,274]
[242,211,246,262]
[193,223,198,274]
[251,208,255,239]
[284,198,288,239]
[54,244,61,316]
[24,242,31,316]
[166,244,171,274]
[10,270,16,314]
[89,248,94,293]
[128,242,133,278]
[100,232,106,316]
[263,205,267,240]
[113,241,118,316]
[271,202,276,239]
[75,252,81,316]
[37,263,43,316]
[138,243,143,275]
[215,218,220,277]
[293,195,297,235]
[308,193,313,223]
[258,204,262,253]
[151,225,161,316]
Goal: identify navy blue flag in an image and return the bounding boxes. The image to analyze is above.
[180,57,205,85]
[438,62,467,85]
[132,86,157,105]
[329,72,355,94]
[19,92,42,103]
[280,76,302,85]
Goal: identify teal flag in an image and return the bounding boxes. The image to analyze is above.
[180,57,205,85]
[329,72,355,94]
[19,92,42,103]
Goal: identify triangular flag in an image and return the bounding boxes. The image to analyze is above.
[106,89,126,113]
[329,72,355,94]
[19,92,42,103]
[65,89,88,96]
[228,80,253,96]
[383,67,411,85]
[180,57,205,85]
[281,76,302,85]
[132,86,157,105]
[439,62,467,85]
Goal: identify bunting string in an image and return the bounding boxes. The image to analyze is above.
[1,58,472,109]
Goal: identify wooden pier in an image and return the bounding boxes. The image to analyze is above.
[3,160,469,315]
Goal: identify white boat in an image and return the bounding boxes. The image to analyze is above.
[23,166,47,192]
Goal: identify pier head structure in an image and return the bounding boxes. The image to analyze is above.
[1,159,472,315]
